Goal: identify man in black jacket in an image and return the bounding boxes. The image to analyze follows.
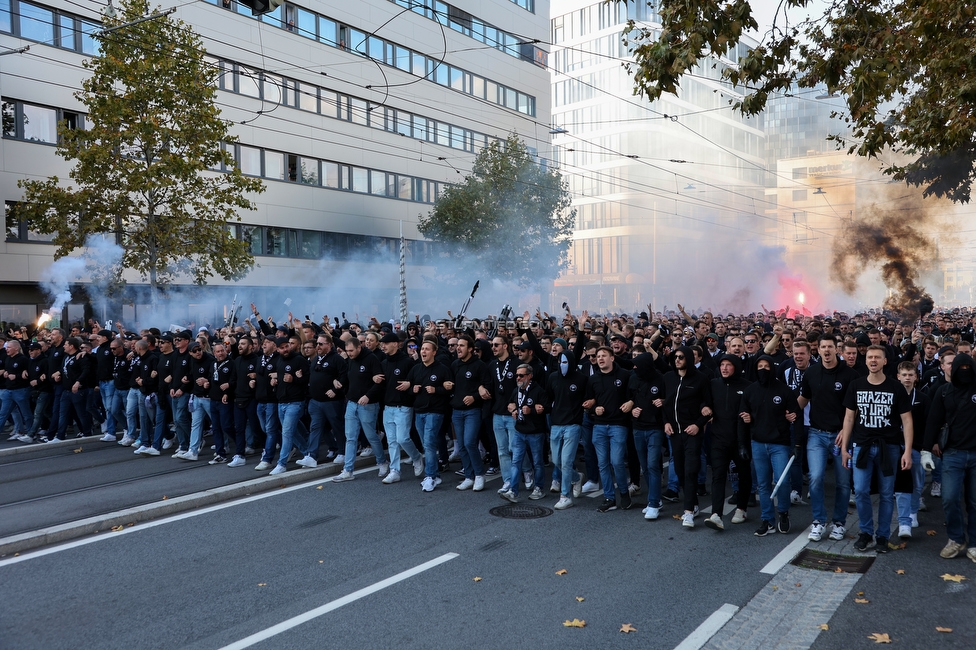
[409,340,452,492]
[93,329,118,442]
[334,336,385,482]
[664,346,712,527]
[499,364,548,503]
[232,337,263,467]
[704,354,752,530]
[56,337,93,441]
[546,350,587,510]
[584,346,635,513]
[379,332,423,484]
[306,333,346,467]
[270,337,311,475]
[1,341,33,441]
[182,342,216,461]
[447,335,490,492]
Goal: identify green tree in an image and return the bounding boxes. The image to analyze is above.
[16,0,263,299]
[419,134,575,287]
[622,0,976,202]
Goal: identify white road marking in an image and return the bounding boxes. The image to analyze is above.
[760,530,810,575]
[0,466,376,568]
[674,603,739,650]
[219,552,459,650]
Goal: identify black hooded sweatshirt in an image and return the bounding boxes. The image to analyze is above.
[629,352,666,429]
[741,355,799,446]
[663,346,712,433]
[925,353,976,451]
[708,354,750,447]
[546,350,587,426]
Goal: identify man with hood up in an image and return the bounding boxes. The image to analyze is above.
[704,354,752,530]
[546,349,587,510]
[742,355,800,537]
[923,352,976,561]
[663,345,712,528]
[628,352,667,520]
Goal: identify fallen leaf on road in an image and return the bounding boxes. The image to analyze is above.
[111,525,124,532]
[941,574,967,583]
[162,496,168,500]
[127,523,134,527]
[936,627,952,633]
[672,514,682,520]
[257,583,266,587]
[318,560,323,564]
[620,623,637,633]
[895,569,905,575]
[795,583,802,587]
[894,542,907,550]
[926,530,937,536]
[555,569,568,575]
[833,567,844,573]
[73,448,83,453]
[316,485,323,490]
[473,577,482,582]
[818,624,829,631]
[771,586,778,591]
[576,597,585,602]
[855,598,870,604]
[857,591,864,596]
[563,619,585,628]
[867,632,891,643]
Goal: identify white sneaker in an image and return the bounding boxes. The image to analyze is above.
[269,465,287,475]
[161,438,174,450]
[255,461,272,471]
[382,470,401,484]
[644,506,660,521]
[898,525,912,539]
[142,447,160,456]
[731,509,748,524]
[448,450,461,461]
[359,447,374,457]
[227,455,246,468]
[16,434,34,443]
[628,483,640,496]
[133,445,147,454]
[581,480,600,493]
[334,454,345,464]
[681,512,695,528]
[173,450,186,459]
[456,478,474,491]
[554,496,573,510]
[910,513,919,528]
[528,486,544,500]
[100,433,117,442]
[333,470,355,482]
[790,490,807,505]
[704,513,724,531]
[523,471,533,489]
[931,482,942,497]
[183,451,199,461]
[413,458,425,478]
[296,455,317,468]
[808,522,825,541]
[572,477,583,498]
[119,436,136,447]
[377,462,390,478]
[497,482,511,494]
[421,476,436,492]
[550,479,560,493]
[473,475,486,491]
[829,523,846,541]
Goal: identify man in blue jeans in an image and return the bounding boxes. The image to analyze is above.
[488,335,518,494]
[499,364,548,503]
[583,346,634,512]
[334,336,385,482]
[446,335,489,492]
[410,340,452,492]
[1,341,34,439]
[840,346,914,553]
[629,351,667,520]
[546,349,586,510]
[922,352,976,561]
[797,336,858,542]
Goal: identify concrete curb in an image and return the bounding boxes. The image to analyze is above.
[0,434,107,457]
[0,455,378,557]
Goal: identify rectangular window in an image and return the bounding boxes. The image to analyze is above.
[319,17,336,45]
[80,20,99,54]
[395,45,411,72]
[351,167,368,193]
[238,66,260,98]
[285,154,299,182]
[322,161,340,188]
[1,0,11,33]
[395,111,411,136]
[1,101,14,138]
[350,98,368,126]
[299,230,321,258]
[264,150,285,180]
[397,176,411,200]
[792,189,808,202]
[413,53,426,76]
[320,90,338,118]
[299,158,318,185]
[449,67,464,91]
[22,103,58,143]
[19,3,54,43]
[260,5,282,27]
[265,227,288,256]
[298,82,317,112]
[792,167,807,180]
[296,8,315,39]
[238,145,261,176]
[59,17,76,50]
[370,170,386,195]
[349,28,367,56]
[367,35,383,60]
[412,115,427,141]
[241,225,262,255]
[5,202,21,241]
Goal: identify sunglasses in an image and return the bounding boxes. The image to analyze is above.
[516,373,529,378]
[674,354,686,359]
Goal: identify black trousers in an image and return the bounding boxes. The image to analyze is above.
[710,438,752,514]
[671,430,703,512]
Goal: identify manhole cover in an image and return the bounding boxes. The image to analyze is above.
[489,504,553,519]
[790,549,875,573]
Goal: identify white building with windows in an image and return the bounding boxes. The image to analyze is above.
[0,0,550,326]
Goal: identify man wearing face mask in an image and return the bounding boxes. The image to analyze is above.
[499,364,548,503]
[705,354,752,530]
[629,352,667,520]
[742,356,800,537]
[923,353,976,560]
[546,349,587,509]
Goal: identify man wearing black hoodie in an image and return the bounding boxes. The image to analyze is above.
[629,352,667,520]
[379,333,423,484]
[584,346,635,512]
[546,349,587,510]
[663,346,712,527]
[704,354,752,530]
[499,364,548,503]
[742,355,800,537]
[922,352,976,560]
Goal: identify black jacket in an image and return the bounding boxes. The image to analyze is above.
[584,363,632,425]
[629,353,666,429]
[450,356,489,411]
[925,354,976,452]
[308,349,347,402]
[546,350,587,426]
[510,380,548,434]
[408,360,452,414]
[708,354,750,447]
[741,357,799,446]
[663,347,712,433]
[380,350,415,407]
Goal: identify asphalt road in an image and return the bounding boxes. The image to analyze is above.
[3,460,973,650]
